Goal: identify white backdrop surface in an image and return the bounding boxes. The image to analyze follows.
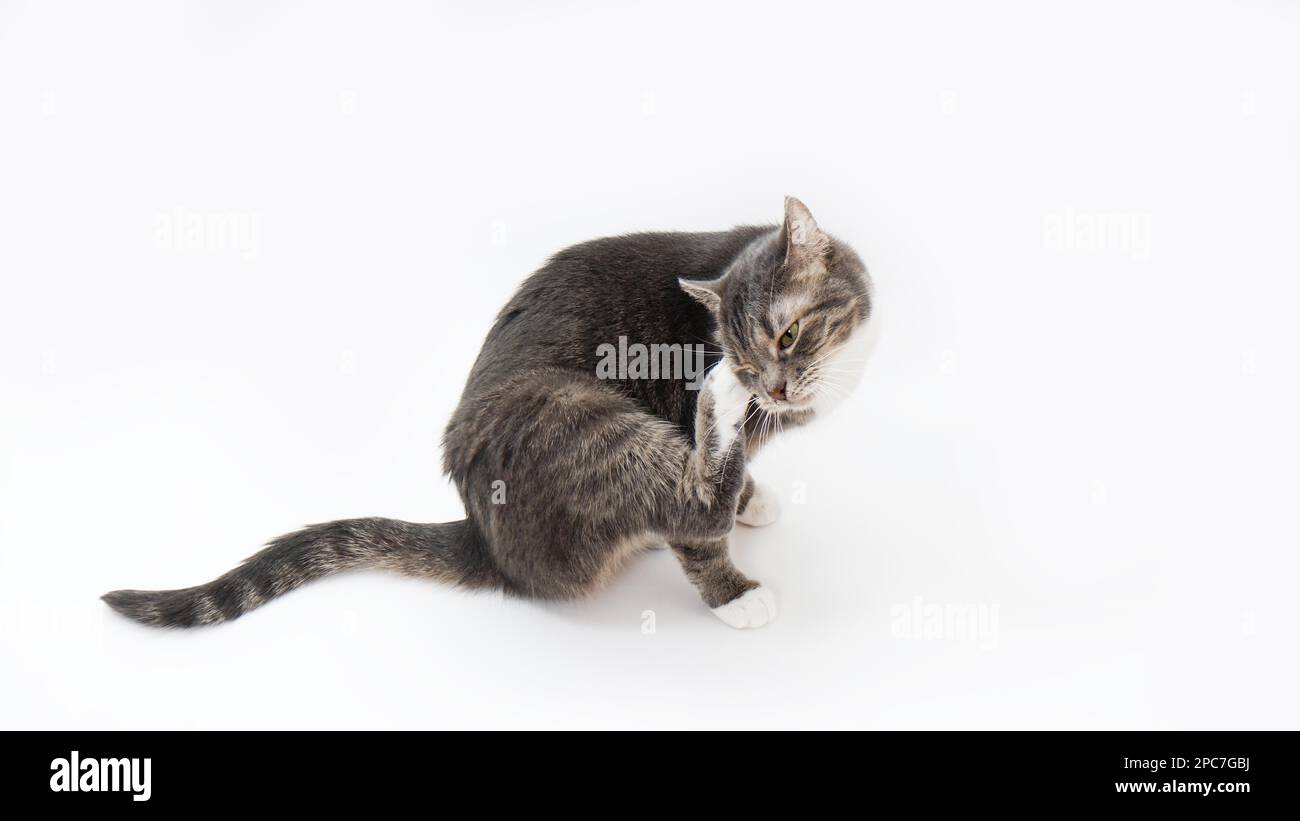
[1,1,1297,728]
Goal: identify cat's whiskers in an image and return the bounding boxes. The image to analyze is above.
[759,407,774,446]
[698,391,755,450]
[810,379,852,403]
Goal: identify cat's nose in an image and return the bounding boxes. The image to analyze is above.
[769,382,786,401]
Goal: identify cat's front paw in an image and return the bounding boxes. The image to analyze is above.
[706,364,752,440]
[736,481,780,527]
[711,586,777,629]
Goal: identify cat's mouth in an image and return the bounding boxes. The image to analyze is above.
[754,393,815,414]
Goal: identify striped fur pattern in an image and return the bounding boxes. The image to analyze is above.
[102,519,493,627]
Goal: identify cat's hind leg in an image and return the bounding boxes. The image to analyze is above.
[451,367,747,600]
[452,364,769,624]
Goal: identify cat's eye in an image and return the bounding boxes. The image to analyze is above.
[779,320,800,349]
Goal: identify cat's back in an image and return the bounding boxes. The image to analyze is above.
[442,226,768,474]
[524,226,769,309]
[467,226,768,382]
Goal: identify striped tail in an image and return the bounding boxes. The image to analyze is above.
[102,517,497,628]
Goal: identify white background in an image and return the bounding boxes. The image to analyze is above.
[2,1,1298,729]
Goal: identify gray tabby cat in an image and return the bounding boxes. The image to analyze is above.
[103,197,871,630]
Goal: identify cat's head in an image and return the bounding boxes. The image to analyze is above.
[681,197,872,414]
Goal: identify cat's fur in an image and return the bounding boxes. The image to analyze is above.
[102,197,871,629]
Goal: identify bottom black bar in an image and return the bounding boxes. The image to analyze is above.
[3,730,1287,808]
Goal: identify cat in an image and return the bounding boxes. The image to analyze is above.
[102,197,872,630]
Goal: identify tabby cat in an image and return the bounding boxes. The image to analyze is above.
[103,197,871,629]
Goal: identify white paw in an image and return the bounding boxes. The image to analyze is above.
[706,364,752,449]
[711,586,777,629]
[736,481,780,527]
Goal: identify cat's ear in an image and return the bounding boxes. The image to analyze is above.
[679,276,724,313]
[781,195,830,263]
